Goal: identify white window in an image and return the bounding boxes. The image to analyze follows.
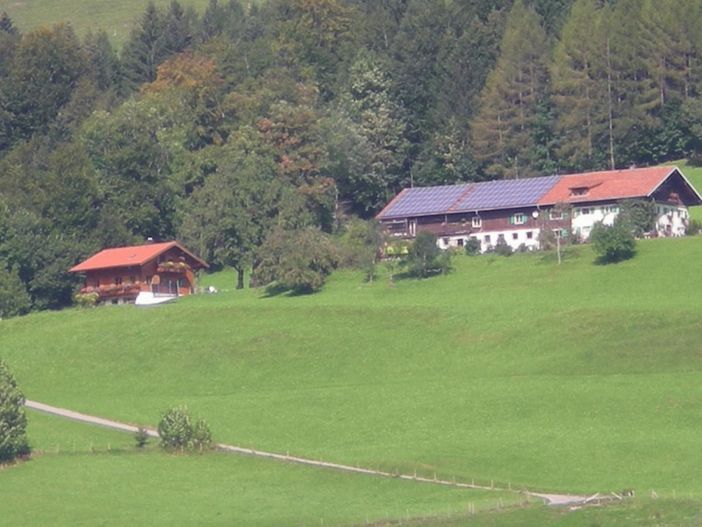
[549,209,563,220]
[510,213,527,225]
[472,217,482,228]
[579,208,592,215]
[484,234,491,243]
[512,232,519,240]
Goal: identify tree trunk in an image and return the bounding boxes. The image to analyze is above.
[236,268,244,290]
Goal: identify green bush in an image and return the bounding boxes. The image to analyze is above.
[687,219,702,235]
[494,238,513,257]
[0,360,30,462]
[157,406,212,453]
[74,291,99,307]
[465,237,481,256]
[405,232,450,277]
[134,427,149,448]
[590,221,636,263]
[254,227,338,293]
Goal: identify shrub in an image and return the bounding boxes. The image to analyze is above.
[687,219,702,235]
[134,427,149,448]
[74,291,99,307]
[0,360,30,462]
[254,227,338,293]
[494,238,513,257]
[618,199,657,237]
[465,237,481,256]
[590,221,636,263]
[157,406,213,453]
[405,232,450,277]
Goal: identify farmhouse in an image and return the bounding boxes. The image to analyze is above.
[69,241,208,305]
[376,166,702,252]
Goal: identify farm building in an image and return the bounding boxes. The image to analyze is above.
[69,241,208,305]
[376,166,702,252]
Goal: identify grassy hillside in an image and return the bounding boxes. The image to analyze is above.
[2,412,519,526]
[0,0,211,47]
[6,412,698,526]
[3,238,702,501]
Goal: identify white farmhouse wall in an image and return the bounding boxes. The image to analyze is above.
[437,229,541,252]
[572,202,689,240]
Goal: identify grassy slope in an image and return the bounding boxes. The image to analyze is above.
[2,411,520,527]
[0,0,211,47]
[4,238,702,499]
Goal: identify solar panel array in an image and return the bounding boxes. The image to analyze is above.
[379,184,471,218]
[454,175,561,212]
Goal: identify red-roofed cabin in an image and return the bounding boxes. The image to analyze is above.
[69,241,208,305]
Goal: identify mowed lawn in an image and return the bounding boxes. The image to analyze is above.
[0,0,211,46]
[1,412,520,527]
[3,238,702,499]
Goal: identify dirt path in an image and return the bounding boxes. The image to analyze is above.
[26,399,591,506]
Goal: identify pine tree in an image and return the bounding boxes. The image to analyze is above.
[389,0,447,136]
[121,2,168,89]
[551,0,608,169]
[83,30,122,91]
[0,11,17,35]
[164,0,193,54]
[470,0,549,179]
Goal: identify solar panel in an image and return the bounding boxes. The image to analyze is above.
[455,175,561,212]
[380,184,471,218]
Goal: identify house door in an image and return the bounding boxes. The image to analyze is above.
[408,219,417,237]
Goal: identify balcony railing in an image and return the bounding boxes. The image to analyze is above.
[156,261,192,274]
[80,283,142,298]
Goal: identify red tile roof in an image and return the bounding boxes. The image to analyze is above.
[539,166,680,205]
[69,241,207,273]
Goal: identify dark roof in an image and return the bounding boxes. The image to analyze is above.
[379,184,472,219]
[376,176,561,220]
[456,175,561,212]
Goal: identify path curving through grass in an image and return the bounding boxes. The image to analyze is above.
[26,399,590,506]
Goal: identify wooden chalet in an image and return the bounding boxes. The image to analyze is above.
[376,166,702,252]
[69,241,208,305]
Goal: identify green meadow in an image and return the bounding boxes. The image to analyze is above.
[0,0,211,46]
[2,411,521,526]
[3,238,702,501]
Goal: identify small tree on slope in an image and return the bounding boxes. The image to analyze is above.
[0,360,30,462]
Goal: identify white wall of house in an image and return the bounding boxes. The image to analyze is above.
[572,202,689,240]
[438,228,541,252]
[571,204,619,240]
[655,205,688,237]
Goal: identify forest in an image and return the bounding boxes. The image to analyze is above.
[1,0,702,315]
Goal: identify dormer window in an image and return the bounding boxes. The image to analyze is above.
[570,186,589,196]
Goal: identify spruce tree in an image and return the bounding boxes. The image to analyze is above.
[0,359,30,462]
[470,0,549,179]
[551,0,608,169]
[121,2,168,89]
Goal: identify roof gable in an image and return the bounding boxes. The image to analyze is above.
[539,166,681,205]
[69,241,208,273]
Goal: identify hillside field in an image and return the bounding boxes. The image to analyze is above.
[0,0,211,46]
[3,238,702,500]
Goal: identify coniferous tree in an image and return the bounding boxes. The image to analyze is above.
[470,0,549,179]
[551,0,608,169]
[164,0,194,55]
[121,2,168,89]
[83,30,122,92]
